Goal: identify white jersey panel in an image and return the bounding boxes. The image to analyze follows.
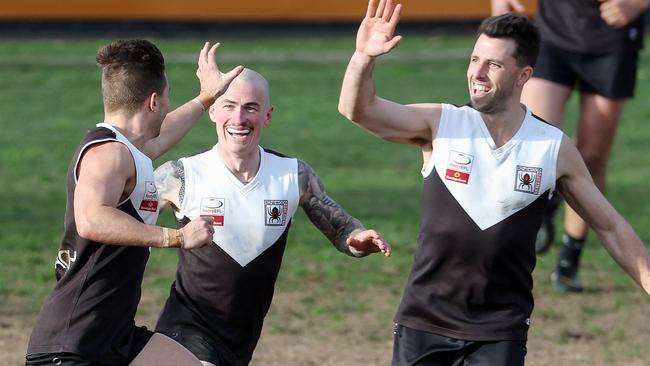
[179,146,299,266]
[82,123,159,225]
[425,104,563,230]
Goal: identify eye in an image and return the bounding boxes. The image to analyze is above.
[488,61,501,69]
[245,106,258,113]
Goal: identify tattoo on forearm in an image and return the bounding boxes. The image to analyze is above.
[298,160,363,254]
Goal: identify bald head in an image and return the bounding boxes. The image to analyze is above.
[228,68,271,108]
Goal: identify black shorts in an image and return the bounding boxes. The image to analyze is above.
[391,324,527,366]
[162,327,235,366]
[26,326,153,366]
[533,40,640,99]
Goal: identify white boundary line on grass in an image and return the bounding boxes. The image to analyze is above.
[0,49,469,66]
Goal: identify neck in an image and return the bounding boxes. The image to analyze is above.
[103,111,151,150]
[480,102,526,148]
[216,144,261,184]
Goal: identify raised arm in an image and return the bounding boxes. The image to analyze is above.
[74,143,214,249]
[145,42,244,159]
[555,136,650,294]
[338,0,439,146]
[298,160,391,257]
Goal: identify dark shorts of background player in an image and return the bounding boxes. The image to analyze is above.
[163,327,235,366]
[25,326,152,366]
[533,40,640,99]
[391,324,527,366]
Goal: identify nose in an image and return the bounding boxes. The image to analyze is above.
[230,106,246,124]
[470,61,489,80]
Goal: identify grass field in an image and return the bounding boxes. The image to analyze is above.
[1,34,649,365]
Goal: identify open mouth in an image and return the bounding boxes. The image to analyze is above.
[472,82,491,96]
[226,127,251,141]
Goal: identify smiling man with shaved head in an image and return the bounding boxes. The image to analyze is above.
[153,68,392,366]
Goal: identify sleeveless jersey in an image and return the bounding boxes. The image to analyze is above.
[27,123,159,363]
[395,104,563,341]
[536,0,644,53]
[156,145,299,365]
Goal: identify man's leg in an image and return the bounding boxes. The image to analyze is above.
[552,93,625,292]
[463,340,527,366]
[521,77,572,254]
[130,333,203,366]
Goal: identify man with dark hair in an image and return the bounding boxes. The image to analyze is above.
[154,68,391,366]
[492,0,650,292]
[25,39,243,366]
[339,1,650,365]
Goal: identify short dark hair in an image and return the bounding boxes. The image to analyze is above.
[96,39,166,114]
[477,13,540,68]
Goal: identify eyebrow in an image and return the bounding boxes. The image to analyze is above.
[222,99,261,107]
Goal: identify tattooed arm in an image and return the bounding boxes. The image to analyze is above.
[154,160,186,212]
[298,160,391,257]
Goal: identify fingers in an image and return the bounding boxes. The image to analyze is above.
[347,229,391,256]
[208,42,221,69]
[366,0,377,18]
[388,3,402,27]
[375,0,387,18]
[383,0,396,22]
[384,35,402,53]
[198,41,209,69]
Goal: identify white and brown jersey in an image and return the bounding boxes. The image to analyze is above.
[395,104,563,341]
[155,146,299,365]
[27,123,158,363]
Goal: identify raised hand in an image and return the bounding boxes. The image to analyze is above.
[490,0,526,15]
[599,0,649,28]
[356,0,403,57]
[180,216,215,249]
[196,42,244,108]
[346,229,392,257]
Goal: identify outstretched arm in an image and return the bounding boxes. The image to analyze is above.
[145,42,244,159]
[298,160,391,257]
[338,0,439,146]
[556,136,650,294]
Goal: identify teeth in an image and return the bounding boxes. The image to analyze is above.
[473,83,489,92]
[226,127,251,135]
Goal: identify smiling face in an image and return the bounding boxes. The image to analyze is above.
[209,69,273,157]
[467,34,528,114]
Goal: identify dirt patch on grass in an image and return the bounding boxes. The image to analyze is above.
[4,271,649,365]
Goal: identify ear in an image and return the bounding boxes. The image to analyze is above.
[517,66,533,87]
[147,92,158,112]
[208,104,218,124]
[263,106,274,127]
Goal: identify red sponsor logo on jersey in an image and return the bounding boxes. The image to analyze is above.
[140,181,159,212]
[445,169,470,184]
[200,198,225,226]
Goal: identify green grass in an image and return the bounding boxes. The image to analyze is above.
[1,34,648,329]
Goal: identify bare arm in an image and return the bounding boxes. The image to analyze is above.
[298,160,391,257]
[556,136,650,294]
[599,0,650,28]
[144,42,244,159]
[74,143,213,249]
[490,0,526,15]
[338,0,439,145]
[154,160,185,212]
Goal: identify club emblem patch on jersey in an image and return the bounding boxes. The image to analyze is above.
[514,165,542,195]
[265,200,288,226]
[139,181,159,212]
[200,197,225,226]
[445,150,474,184]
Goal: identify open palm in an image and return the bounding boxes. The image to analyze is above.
[356,0,403,57]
